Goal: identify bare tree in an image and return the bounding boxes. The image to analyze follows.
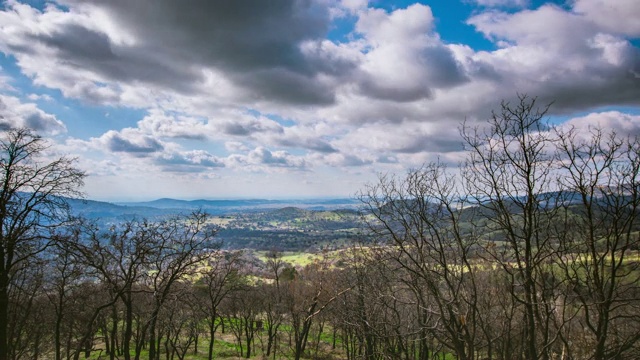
[45,239,85,360]
[286,258,350,360]
[0,128,84,360]
[6,255,47,360]
[143,211,218,360]
[68,219,158,360]
[162,283,201,360]
[261,250,290,359]
[555,127,640,359]
[196,249,244,360]
[462,95,565,360]
[359,161,484,359]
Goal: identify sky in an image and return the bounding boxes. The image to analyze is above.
[0,0,639,201]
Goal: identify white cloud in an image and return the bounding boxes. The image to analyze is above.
[246,147,307,169]
[137,110,210,140]
[92,128,164,156]
[320,152,372,167]
[27,93,54,102]
[563,111,640,138]
[0,1,638,199]
[573,0,640,37]
[225,141,249,153]
[471,0,528,8]
[351,4,468,102]
[156,150,225,173]
[0,94,66,134]
[465,3,640,112]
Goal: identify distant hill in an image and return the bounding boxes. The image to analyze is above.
[65,198,177,221]
[115,198,360,213]
[61,197,363,250]
[117,198,283,210]
[64,197,360,221]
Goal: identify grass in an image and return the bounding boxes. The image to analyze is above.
[84,327,349,360]
[253,251,323,267]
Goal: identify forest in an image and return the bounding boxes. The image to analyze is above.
[1,95,640,360]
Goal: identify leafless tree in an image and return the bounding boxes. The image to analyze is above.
[68,219,157,360]
[285,258,350,360]
[462,95,565,360]
[196,249,244,360]
[45,239,85,360]
[142,211,218,360]
[161,283,201,360]
[554,127,640,359]
[259,250,289,359]
[359,161,484,359]
[0,128,84,360]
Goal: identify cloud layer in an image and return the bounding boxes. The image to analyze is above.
[0,0,638,200]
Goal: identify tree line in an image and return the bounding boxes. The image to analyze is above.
[1,95,640,359]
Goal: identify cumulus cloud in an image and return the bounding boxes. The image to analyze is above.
[321,152,371,167]
[354,4,468,102]
[100,129,164,155]
[573,0,640,37]
[156,150,225,173]
[247,147,307,168]
[27,93,54,102]
[563,111,640,138]
[266,125,338,153]
[137,110,210,140]
[225,141,250,153]
[217,115,283,137]
[471,0,528,8]
[0,0,356,106]
[466,3,640,112]
[225,146,308,171]
[0,95,66,134]
[329,121,463,168]
[0,0,639,200]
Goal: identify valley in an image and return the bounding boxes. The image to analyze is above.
[68,197,364,251]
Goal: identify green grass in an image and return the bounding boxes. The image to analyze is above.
[253,251,323,267]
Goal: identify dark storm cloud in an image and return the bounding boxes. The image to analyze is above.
[221,123,257,137]
[234,68,336,105]
[53,0,349,105]
[24,113,58,132]
[84,0,328,72]
[536,50,640,113]
[30,23,201,94]
[36,24,115,62]
[0,120,11,131]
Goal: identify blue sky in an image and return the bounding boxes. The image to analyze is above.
[0,0,639,201]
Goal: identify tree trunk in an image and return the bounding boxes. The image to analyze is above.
[0,270,9,360]
[123,292,133,360]
[207,320,215,360]
[54,309,63,360]
[149,308,159,360]
[110,306,118,360]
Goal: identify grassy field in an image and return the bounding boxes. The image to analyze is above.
[87,323,347,360]
[253,250,322,266]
